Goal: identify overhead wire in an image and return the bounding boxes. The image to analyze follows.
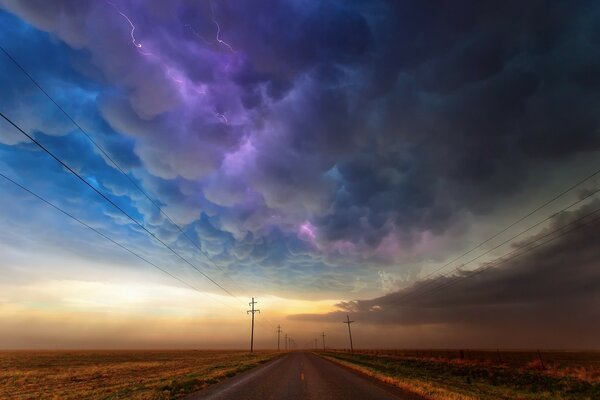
[0,172,240,311]
[0,110,240,301]
[386,201,600,307]
[414,167,600,283]
[388,184,600,306]
[407,206,600,303]
[0,45,246,297]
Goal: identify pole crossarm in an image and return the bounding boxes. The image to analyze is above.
[247,297,260,353]
[343,314,355,353]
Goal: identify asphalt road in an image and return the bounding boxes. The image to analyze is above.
[186,351,417,400]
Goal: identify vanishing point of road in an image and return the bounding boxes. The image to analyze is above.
[186,351,419,400]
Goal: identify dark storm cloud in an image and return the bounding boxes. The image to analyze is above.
[294,0,600,254]
[291,201,600,346]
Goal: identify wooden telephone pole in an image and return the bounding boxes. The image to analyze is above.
[284,333,288,351]
[277,325,282,351]
[247,298,260,353]
[343,314,355,353]
[321,332,326,351]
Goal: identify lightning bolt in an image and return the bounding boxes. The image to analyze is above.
[117,8,140,48]
[214,112,228,124]
[106,1,153,56]
[210,0,235,52]
[106,2,231,119]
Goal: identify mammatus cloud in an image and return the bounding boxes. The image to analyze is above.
[0,1,599,299]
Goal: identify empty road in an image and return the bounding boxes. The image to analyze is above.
[186,351,419,400]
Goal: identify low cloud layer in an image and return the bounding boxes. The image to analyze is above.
[291,201,600,347]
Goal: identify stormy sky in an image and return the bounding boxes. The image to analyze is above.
[0,0,599,349]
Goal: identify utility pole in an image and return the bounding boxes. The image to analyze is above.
[284,333,288,351]
[276,325,282,352]
[321,332,326,351]
[247,297,260,353]
[343,314,355,353]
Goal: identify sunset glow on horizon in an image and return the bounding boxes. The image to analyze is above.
[1,0,599,350]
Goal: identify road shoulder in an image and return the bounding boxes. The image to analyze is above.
[184,353,287,400]
[315,352,428,400]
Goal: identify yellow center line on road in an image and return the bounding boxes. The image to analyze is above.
[300,372,305,381]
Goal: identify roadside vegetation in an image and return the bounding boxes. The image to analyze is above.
[321,350,600,400]
[0,350,280,399]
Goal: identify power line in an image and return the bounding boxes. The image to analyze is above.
[413,207,600,302]
[415,166,600,283]
[0,172,238,311]
[391,186,600,306]
[6,41,598,324]
[0,45,245,295]
[391,203,600,307]
[0,110,238,300]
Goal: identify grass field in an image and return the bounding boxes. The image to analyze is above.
[3,349,599,399]
[322,350,600,400]
[0,350,280,400]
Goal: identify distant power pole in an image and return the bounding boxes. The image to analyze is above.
[277,325,282,352]
[343,314,355,353]
[284,333,288,351]
[321,332,326,351]
[247,297,260,353]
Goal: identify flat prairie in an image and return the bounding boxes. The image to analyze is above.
[324,350,600,400]
[0,350,280,400]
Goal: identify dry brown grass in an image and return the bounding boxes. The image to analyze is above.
[322,350,600,400]
[0,350,280,400]
[346,349,600,383]
[321,354,477,400]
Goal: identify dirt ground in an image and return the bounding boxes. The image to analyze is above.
[0,349,280,399]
